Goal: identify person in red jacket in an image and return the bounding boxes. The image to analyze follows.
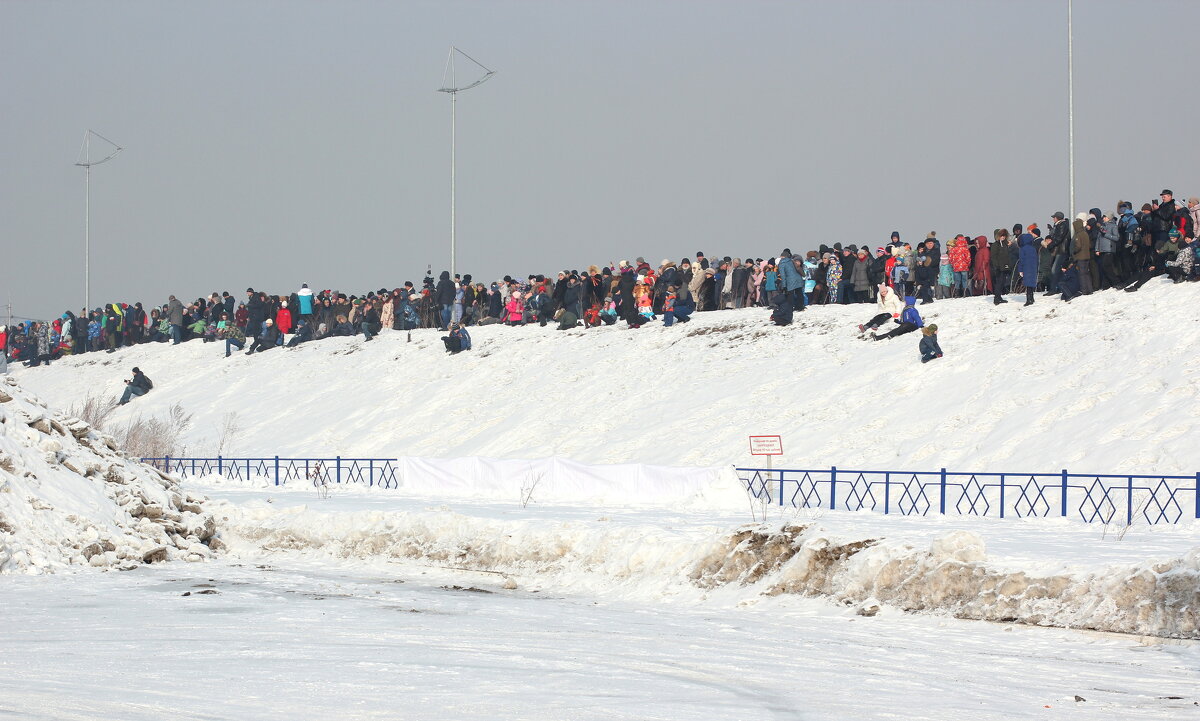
[275,300,293,336]
[948,238,972,297]
[0,324,8,374]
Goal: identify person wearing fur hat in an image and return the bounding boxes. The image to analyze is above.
[857,284,904,336]
[919,324,943,363]
[871,296,922,341]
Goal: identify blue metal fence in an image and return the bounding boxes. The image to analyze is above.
[737,466,1200,525]
[142,456,400,489]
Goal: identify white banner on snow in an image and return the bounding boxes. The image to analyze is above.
[394,456,730,505]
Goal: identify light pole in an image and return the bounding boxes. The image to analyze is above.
[75,130,123,311]
[1067,0,1074,215]
[438,46,495,279]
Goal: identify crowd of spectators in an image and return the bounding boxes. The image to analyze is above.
[2,190,1195,370]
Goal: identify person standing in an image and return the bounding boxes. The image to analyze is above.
[167,295,185,344]
[990,229,1015,305]
[1069,213,1093,295]
[1017,231,1039,306]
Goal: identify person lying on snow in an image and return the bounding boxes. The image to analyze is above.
[442,323,471,354]
[919,324,943,363]
[871,296,922,340]
[857,283,903,336]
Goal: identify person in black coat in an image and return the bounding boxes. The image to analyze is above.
[358,301,381,341]
[434,271,455,330]
[989,230,1015,305]
[245,288,265,340]
[616,266,641,327]
[562,275,583,319]
[246,318,279,354]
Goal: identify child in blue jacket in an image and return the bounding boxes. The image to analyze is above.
[872,296,923,341]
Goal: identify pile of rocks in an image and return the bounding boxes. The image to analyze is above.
[0,376,220,573]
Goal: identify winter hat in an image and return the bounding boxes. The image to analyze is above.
[265,318,273,325]
[661,258,670,267]
[1161,189,1173,197]
[1075,212,1088,222]
[857,249,868,256]
[1052,212,1065,220]
[1141,203,1153,211]
[890,231,900,240]
[131,367,140,373]
[246,287,254,293]
[926,231,936,238]
[619,260,629,269]
[302,283,308,288]
[876,246,886,254]
[1188,197,1199,205]
[833,243,842,251]
[281,300,287,307]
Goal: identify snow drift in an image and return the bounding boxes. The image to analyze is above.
[213,501,1200,638]
[14,280,1200,476]
[0,377,219,573]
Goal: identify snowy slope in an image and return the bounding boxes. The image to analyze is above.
[0,377,219,573]
[13,280,1200,475]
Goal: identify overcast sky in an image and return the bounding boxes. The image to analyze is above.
[3,0,1198,320]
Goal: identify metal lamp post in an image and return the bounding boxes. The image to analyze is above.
[437,47,495,279]
[75,130,123,311]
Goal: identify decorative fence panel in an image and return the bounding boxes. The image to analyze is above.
[142,456,400,489]
[736,467,1200,526]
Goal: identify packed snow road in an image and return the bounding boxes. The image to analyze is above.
[0,557,1196,721]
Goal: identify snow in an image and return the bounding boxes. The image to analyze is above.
[3,284,1200,716]
[13,280,1200,473]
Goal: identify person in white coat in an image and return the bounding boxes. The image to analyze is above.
[857,283,904,336]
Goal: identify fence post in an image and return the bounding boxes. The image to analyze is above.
[1195,472,1199,520]
[999,474,1005,519]
[1061,469,1068,517]
[217,455,223,475]
[369,459,375,488]
[165,455,171,476]
[939,468,947,514]
[336,456,342,485]
[883,472,890,514]
[274,455,281,486]
[1128,476,1135,526]
[829,466,837,511]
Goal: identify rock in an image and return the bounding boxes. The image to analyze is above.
[40,438,62,453]
[89,554,109,567]
[181,502,203,515]
[1074,696,1086,703]
[31,419,51,435]
[142,546,169,564]
[81,542,104,560]
[856,600,881,617]
[0,389,12,403]
[207,537,227,552]
[140,504,164,520]
[502,577,518,590]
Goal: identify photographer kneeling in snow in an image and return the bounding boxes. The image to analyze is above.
[442,323,471,354]
[871,296,922,341]
[118,367,152,405]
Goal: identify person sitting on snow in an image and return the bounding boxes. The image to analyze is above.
[858,283,903,336]
[118,367,153,405]
[442,323,471,354]
[871,296,922,340]
[919,324,943,363]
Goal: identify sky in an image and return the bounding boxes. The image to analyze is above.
[3,0,1198,321]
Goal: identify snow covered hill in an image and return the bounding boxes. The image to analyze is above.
[0,377,219,573]
[13,280,1200,475]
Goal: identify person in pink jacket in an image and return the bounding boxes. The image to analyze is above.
[505,291,525,326]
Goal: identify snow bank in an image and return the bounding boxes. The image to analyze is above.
[0,377,219,573]
[14,281,1200,477]
[213,501,1200,639]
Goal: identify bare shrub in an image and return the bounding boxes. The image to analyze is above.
[69,394,118,430]
[214,411,242,456]
[111,403,194,459]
